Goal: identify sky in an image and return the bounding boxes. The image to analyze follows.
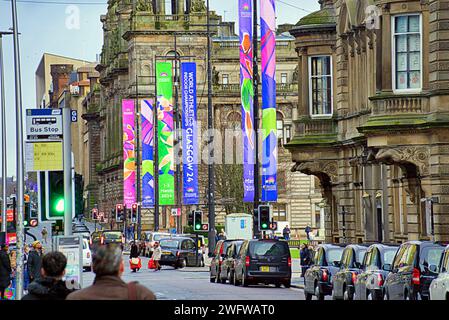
[0,0,320,177]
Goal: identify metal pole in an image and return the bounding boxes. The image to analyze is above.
[430,199,435,242]
[0,33,9,233]
[63,92,73,236]
[206,0,216,255]
[341,206,346,243]
[173,34,182,234]
[135,57,142,240]
[252,0,261,239]
[11,0,25,300]
[154,56,159,232]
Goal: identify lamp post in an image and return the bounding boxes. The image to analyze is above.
[0,31,13,233]
[340,206,348,243]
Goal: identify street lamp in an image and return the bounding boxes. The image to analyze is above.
[339,206,348,243]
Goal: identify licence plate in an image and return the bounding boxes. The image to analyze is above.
[163,251,171,255]
[260,266,270,272]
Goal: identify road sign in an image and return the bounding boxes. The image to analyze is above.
[201,223,209,231]
[26,109,62,139]
[71,110,78,123]
[25,141,63,172]
[171,208,181,216]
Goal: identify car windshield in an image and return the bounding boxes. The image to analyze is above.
[421,247,445,269]
[326,248,344,265]
[160,240,179,248]
[91,233,102,241]
[154,234,168,241]
[104,232,122,240]
[250,241,289,257]
[383,249,398,265]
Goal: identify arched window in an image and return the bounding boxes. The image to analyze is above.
[227,111,241,131]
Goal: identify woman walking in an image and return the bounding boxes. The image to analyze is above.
[151,242,162,272]
[129,241,141,272]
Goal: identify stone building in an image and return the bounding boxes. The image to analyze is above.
[287,0,449,243]
[90,0,323,237]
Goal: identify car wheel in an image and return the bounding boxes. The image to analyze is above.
[315,284,324,301]
[227,270,232,285]
[284,280,291,288]
[180,259,187,269]
[221,272,227,284]
[275,282,281,288]
[234,272,240,286]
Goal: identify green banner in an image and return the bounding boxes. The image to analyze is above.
[156,62,175,205]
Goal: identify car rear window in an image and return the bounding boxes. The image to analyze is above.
[222,241,233,254]
[104,232,122,240]
[421,246,445,269]
[326,248,344,265]
[249,241,289,257]
[383,248,398,265]
[357,249,367,263]
[83,240,88,249]
[160,240,179,249]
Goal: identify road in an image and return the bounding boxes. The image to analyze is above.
[82,255,307,300]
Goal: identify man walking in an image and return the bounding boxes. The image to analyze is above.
[22,251,76,300]
[300,244,313,277]
[151,242,162,272]
[66,246,156,300]
[0,244,12,300]
[41,227,48,244]
[305,225,312,240]
[282,225,291,240]
[28,241,43,284]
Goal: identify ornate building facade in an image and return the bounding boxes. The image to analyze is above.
[85,0,323,237]
[287,0,449,243]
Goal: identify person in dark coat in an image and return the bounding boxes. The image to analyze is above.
[27,241,43,283]
[22,251,75,300]
[129,241,140,273]
[0,244,12,300]
[300,244,313,277]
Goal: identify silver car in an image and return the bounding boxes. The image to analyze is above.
[430,245,449,300]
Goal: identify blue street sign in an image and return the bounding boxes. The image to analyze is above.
[240,219,245,229]
[27,108,62,116]
[170,228,177,235]
[71,110,78,122]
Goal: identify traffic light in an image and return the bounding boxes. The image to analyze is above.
[48,171,64,218]
[92,208,98,220]
[188,211,194,227]
[24,199,38,228]
[193,210,203,231]
[116,204,124,223]
[131,203,138,223]
[258,205,271,231]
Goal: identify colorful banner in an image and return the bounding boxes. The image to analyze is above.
[122,99,136,206]
[261,0,278,202]
[239,0,255,203]
[181,62,199,205]
[156,62,175,205]
[141,99,155,208]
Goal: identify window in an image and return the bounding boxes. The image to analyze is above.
[393,15,422,91]
[309,56,332,116]
[272,203,287,222]
[281,73,288,84]
[222,74,229,85]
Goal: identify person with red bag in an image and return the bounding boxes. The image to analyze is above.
[150,242,162,272]
[129,241,141,272]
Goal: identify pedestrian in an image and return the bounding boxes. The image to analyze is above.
[41,227,48,244]
[28,241,43,284]
[282,225,291,240]
[151,242,162,272]
[300,244,313,277]
[22,251,76,300]
[66,246,156,300]
[139,240,146,257]
[218,229,227,241]
[0,244,12,300]
[130,241,140,273]
[305,225,312,240]
[23,245,30,291]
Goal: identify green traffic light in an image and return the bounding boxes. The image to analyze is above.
[55,198,65,213]
[262,223,268,229]
[195,224,201,230]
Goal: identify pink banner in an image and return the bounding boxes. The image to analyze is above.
[122,99,136,206]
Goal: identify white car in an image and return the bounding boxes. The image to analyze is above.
[82,237,92,271]
[430,245,449,300]
[142,231,170,257]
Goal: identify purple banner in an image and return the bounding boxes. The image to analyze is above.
[239,0,255,202]
[122,99,136,206]
[141,99,154,208]
[261,0,278,202]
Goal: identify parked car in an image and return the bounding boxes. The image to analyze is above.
[218,240,245,284]
[210,240,238,283]
[142,231,170,257]
[331,244,370,300]
[384,241,445,300]
[73,229,91,239]
[304,244,346,300]
[101,230,125,251]
[82,237,92,271]
[233,239,291,288]
[430,244,449,300]
[159,237,204,268]
[354,243,399,300]
[175,234,207,254]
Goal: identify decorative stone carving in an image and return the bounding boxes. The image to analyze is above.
[191,0,206,12]
[212,66,219,85]
[375,146,430,176]
[292,65,299,83]
[292,160,339,184]
[136,0,153,12]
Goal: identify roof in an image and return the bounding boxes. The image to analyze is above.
[295,6,336,28]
